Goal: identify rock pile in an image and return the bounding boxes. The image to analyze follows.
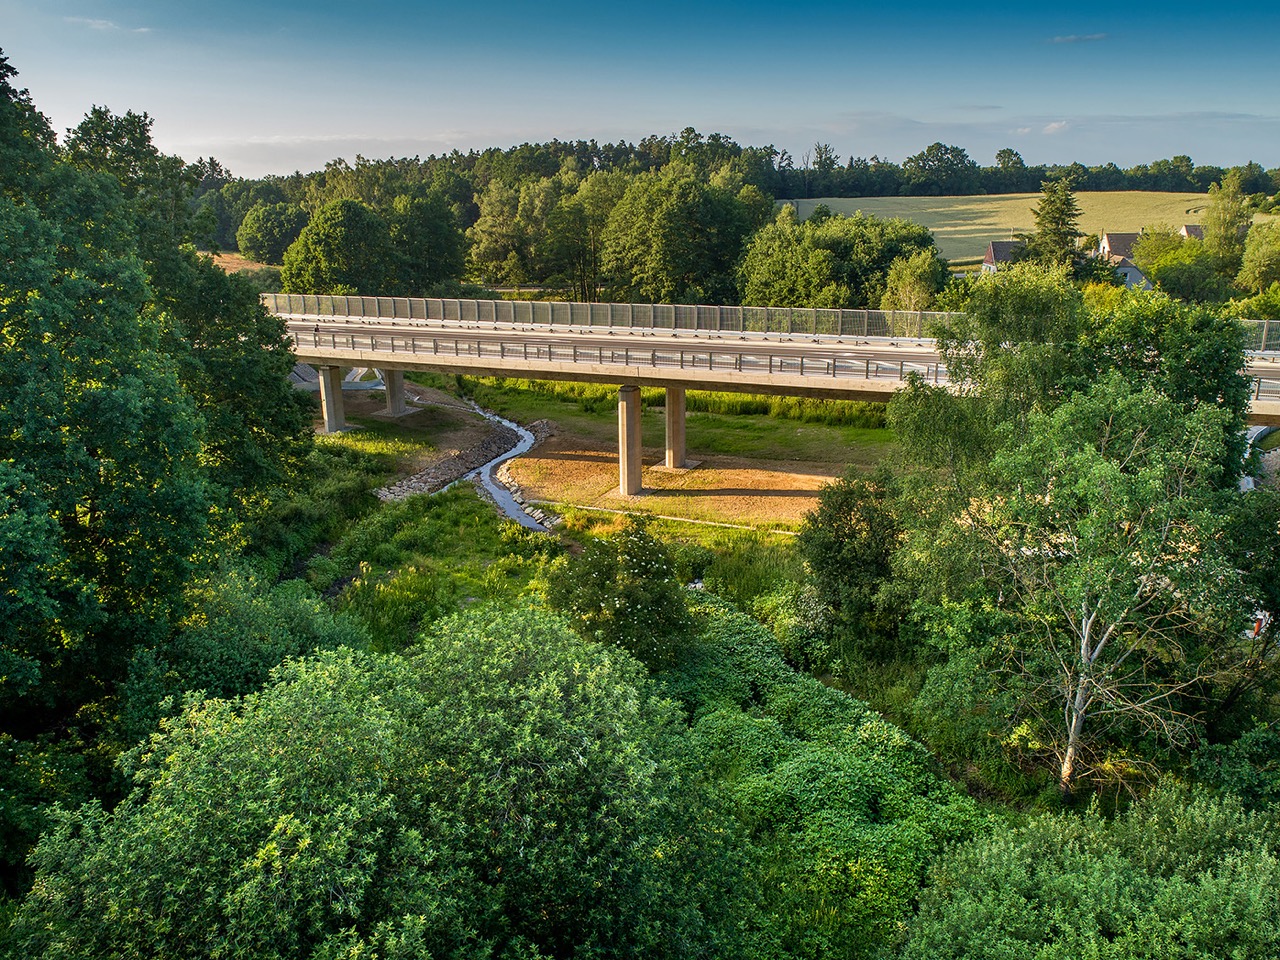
[376,423,519,501]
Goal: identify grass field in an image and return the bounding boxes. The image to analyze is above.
[789,192,1216,261]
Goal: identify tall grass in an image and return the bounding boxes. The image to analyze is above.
[459,377,886,428]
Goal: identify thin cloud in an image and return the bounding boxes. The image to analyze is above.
[1051,33,1107,43]
[64,16,152,34]
[1042,121,1069,135]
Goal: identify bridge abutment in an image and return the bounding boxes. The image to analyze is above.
[618,384,642,495]
[318,365,346,433]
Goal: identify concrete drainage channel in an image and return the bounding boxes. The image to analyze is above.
[375,399,559,532]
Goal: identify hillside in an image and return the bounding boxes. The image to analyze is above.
[790,192,1216,261]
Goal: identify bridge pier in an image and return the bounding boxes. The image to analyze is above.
[317,365,347,433]
[618,384,642,495]
[665,386,686,468]
[381,368,408,416]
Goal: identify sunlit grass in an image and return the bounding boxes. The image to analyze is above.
[790,191,1215,261]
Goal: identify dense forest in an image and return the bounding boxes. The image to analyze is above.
[3,46,1280,959]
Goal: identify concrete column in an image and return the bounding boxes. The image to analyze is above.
[382,368,407,416]
[665,386,686,469]
[618,384,642,495]
[317,365,346,433]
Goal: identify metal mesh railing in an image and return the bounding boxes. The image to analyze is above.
[262,293,948,339]
[1242,319,1276,353]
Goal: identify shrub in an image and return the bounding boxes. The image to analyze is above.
[12,610,751,959]
[903,784,1280,960]
[543,517,691,669]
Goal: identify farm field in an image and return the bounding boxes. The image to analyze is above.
[789,191,1215,261]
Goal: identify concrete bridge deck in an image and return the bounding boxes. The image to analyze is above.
[263,294,1280,494]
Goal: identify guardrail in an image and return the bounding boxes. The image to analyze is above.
[288,329,947,384]
[264,293,1278,352]
[267,293,948,339]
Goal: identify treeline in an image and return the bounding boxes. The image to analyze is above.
[192,132,1280,307]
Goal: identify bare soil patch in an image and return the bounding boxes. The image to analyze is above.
[508,434,839,529]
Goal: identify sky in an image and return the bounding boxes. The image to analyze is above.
[3,0,1279,179]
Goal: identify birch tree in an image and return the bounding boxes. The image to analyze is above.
[970,375,1260,794]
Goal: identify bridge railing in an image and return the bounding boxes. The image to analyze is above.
[263,293,949,339]
[1242,319,1276,353]
[263,294,1279,353]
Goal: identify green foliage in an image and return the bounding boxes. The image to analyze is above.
[281,198,396,294]
[880,248,949,311]
[602,168,758,304]
[701,530,806,609]
[387,191,466,293]
[117,568,369,743]
[1237,220,1280,293]
[750,583,833,674]
[1141,238,1232,303]
[1202,170,1251,275]
[1018,177,1083,265]
[670,598,983,959]
[544,517,691,669]
[13,611,748,959]
[235,201,308,264]
[904,785,1280,959]
[1083,289,1250,476]
[912,261,1085,443]
[797,474,904,662]
[1193,723,1280,810]
[937,375,1250,794]
[739,207,939,309]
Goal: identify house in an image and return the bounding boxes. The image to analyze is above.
[1180,224,1205,241]
[1097,231,1152,290]
[982,240,1023,273]
[1098,232,1140,260]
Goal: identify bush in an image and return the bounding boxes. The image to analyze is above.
[12,610,751,959]
[543,517,691,669]
[670,598,983,959]
[903,784,1280,959]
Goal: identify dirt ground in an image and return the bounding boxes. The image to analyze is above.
[324,385,844,529]
[507,433,840,529]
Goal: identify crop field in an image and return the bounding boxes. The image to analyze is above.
[789,192,1215,262]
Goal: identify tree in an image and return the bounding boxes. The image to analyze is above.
[924,261,1085,434]
[1237,220,1280,294]
[281,198,396,294]
[602,168,755,304]
[13,611,746,958]
[387,191,466,293]
[738,208,939,309]
[797,474,904,659]
[957,375,1254,795]
[1082,290,1251,478]
[1203,170,1252,276]
[235,201,308,264]
[1019,177,1082,265]
[881,248,949,311]
[466,178,530,286]
[902,142,980,196]
[1141,239,1232,303]
[544,170,629,301]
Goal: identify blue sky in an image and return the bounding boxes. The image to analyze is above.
[4,0,1278,178]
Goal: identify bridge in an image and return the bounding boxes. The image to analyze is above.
[263,294,1280,495]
